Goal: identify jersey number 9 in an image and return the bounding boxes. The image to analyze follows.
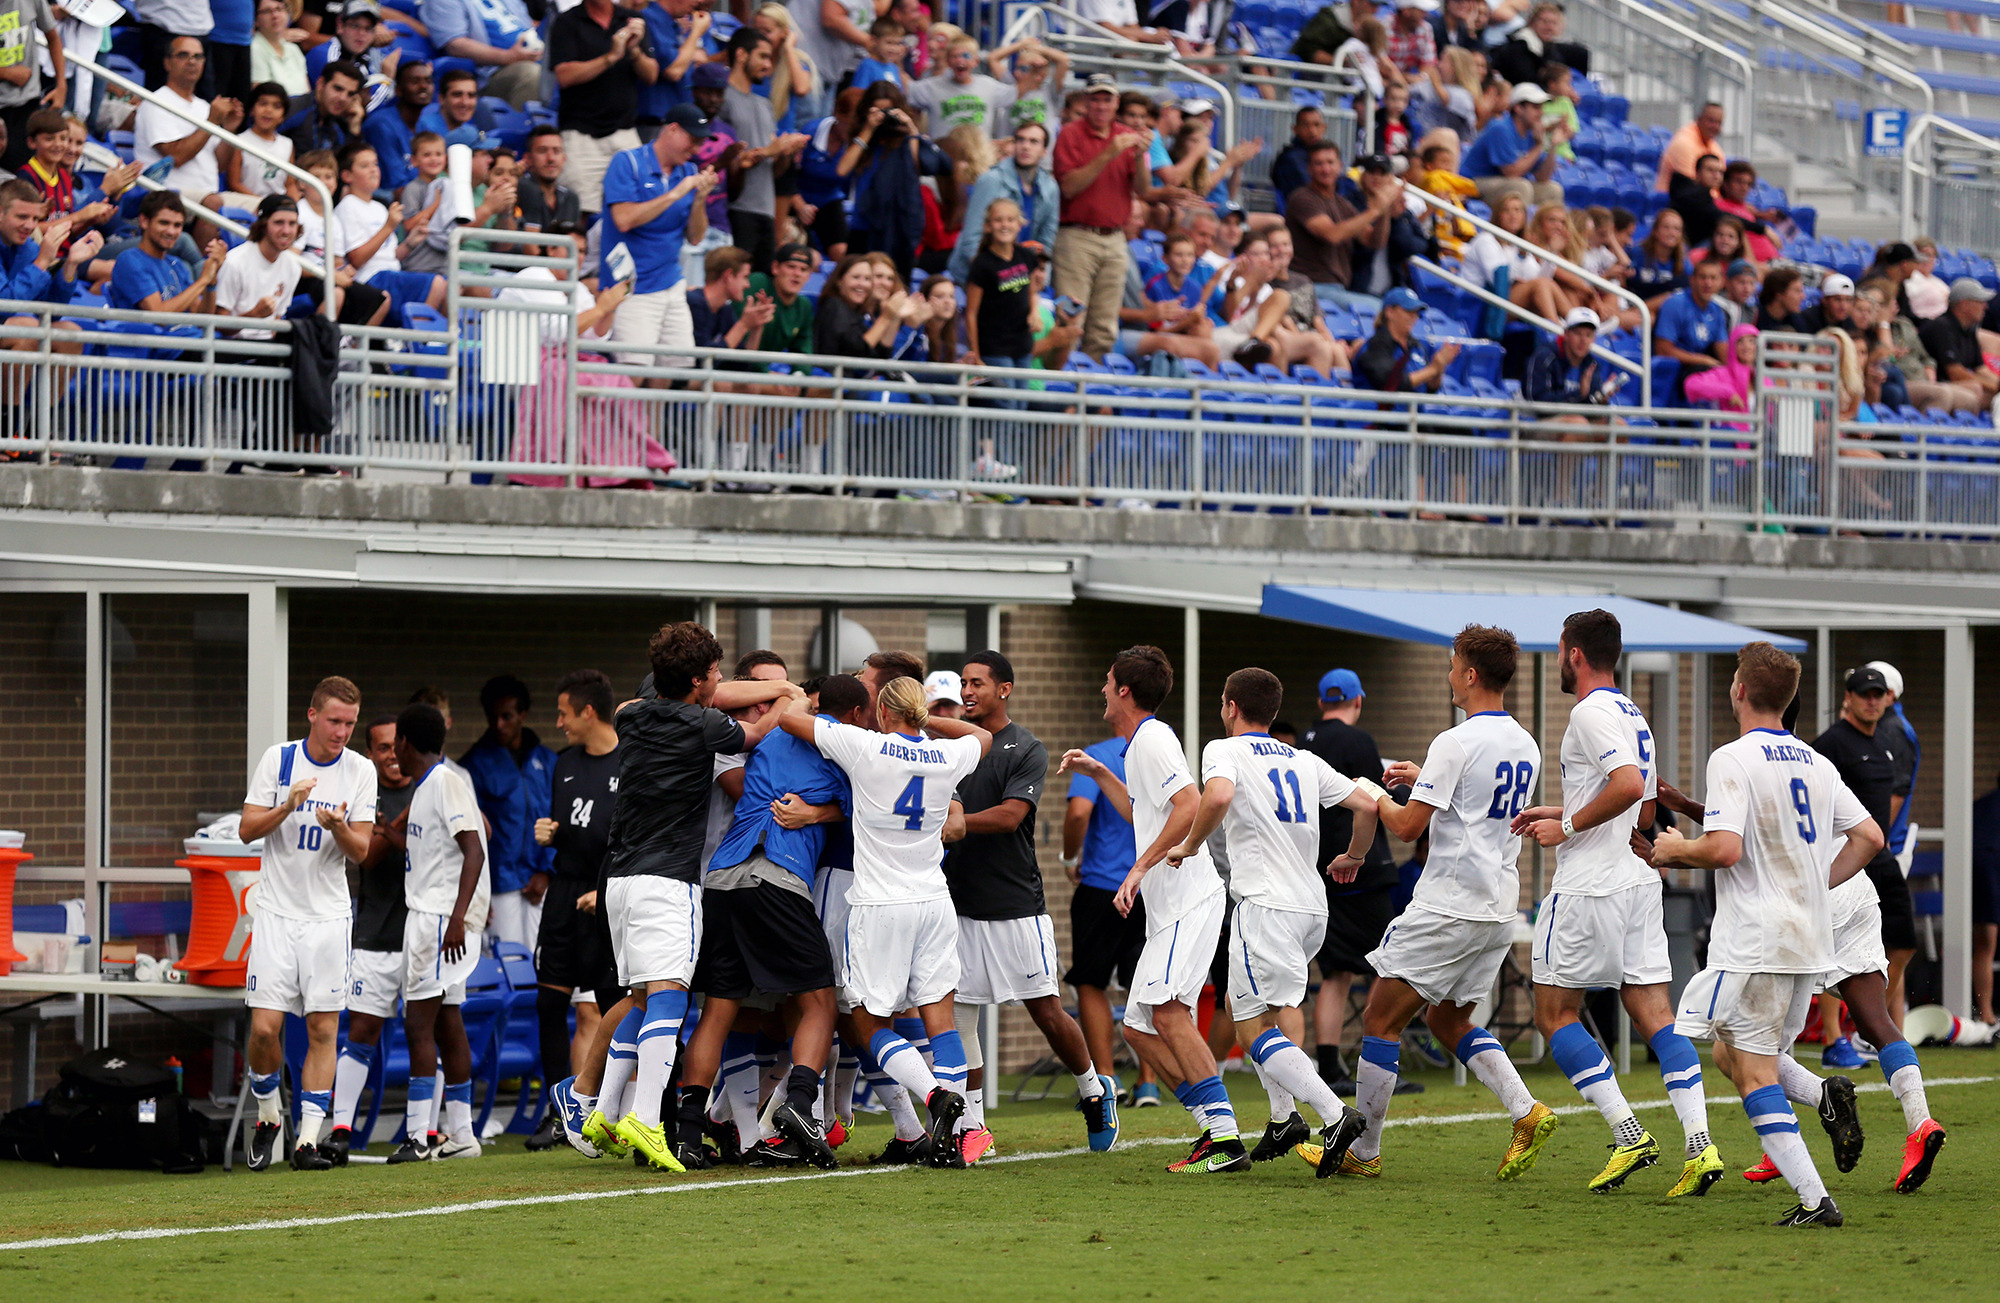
[1790,777,1816,844]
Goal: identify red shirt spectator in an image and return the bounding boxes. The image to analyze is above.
[1053,102,1142,228]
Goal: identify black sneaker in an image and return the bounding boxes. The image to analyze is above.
[289,1142,334,1171]
[386,1136,435,1164]
[923,1087,965,1156]
[772,1101,839,1170]
[321,1126,351,1166]
[871,1135,933,1165]
[1249,1112,1311,1162]
[1817,1075,1864,1174]
[525,1109,564,1153]
[1774,1197,1844,1227]
[247,1121,282,1171]
[674,1141,714,1170]
[1315,1106,1368,1180]
[744,1137,807,1167]
[704,1116,742,1166]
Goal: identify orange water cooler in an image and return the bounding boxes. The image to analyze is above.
[0,835,30,977]
[173,841,261,987]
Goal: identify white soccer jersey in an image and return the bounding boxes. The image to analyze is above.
[1701,730,1871,974]
[1551,687,1659,896]
[1201,732,1357,915]
[1406,712,1540,924]
[404,762,492,932]
[814,719,983,907]
[245,738,379,922]
[1127,716,1224,921]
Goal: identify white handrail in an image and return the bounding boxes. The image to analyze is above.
[1595,0,1759,147]
[1410,255,1645,386]
[1038,4,1239,150]
[1897,112,2000,240]
[1734,0,1937,118]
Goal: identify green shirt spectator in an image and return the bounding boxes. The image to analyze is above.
[735,244,817,366]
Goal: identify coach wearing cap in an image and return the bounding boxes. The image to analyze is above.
[1301,670,1413,1095]
[1053,73,1181,360]
[1918,277,2000,404]
[1460,81,1566,211]
[603,102,718,374]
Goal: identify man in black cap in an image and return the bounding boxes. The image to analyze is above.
[1811,666,1919,1047]
[603,102,720,375]
[739,242,817,361]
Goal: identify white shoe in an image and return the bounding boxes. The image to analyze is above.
[1115,496,1153,511]
[435,1134,482,1159]
[972,454,1018,480]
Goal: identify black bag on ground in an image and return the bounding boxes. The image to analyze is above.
[37,1048,204,1173]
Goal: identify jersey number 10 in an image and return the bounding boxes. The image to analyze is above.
[295,824,323,852]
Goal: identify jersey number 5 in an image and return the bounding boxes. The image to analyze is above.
[1790,777,1817,844]
[893,776,926,830]
[1486,761,1533,819]
[1266,768,1306,823]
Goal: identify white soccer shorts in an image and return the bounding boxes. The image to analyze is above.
[1123,889,1227,1036]
[347,945,405,1018]
[403,909,482,1006]
[606,875,702,988]
[1367,906,1515,1009]
[1823,892,1889,991]
[1227,901,1326,1019]
[844,898,960,1017]
[1674,968,1817,1056]
[957,914,1061,1005]
[1530,881,1673,990]
[814,866,855,989]
[245,914,350,1015]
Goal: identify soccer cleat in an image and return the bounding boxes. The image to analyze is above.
[1743,1153,1781,1182]
[1666,1144,1726,1198]
[524,1107,563,1152]
[583,1108,630,1159]
[959,1125,996,1165]
[673,1141,714,1170]
[826,1118,851,1150]
[616,1114,685,1173]
[1333,1149,1380,1177]
[1895,1119,1946,1193]
[288,1142,334,1171]
[1078,1076,1119,1152]
[435,1134,481,1160]
[1587,1131,1661,1192]
[1133,1082,1162,1108]
[704,1116,742,1166]
[386,1136,434,1163]
[1314,1106,1368,1180]
[771,1101,839,1170]
[321,1126,351,1166]
[1168,1135,1249,1174]
[247,1121,282,1172]
[1249,1112,1310,1163]
[1498,1102,1559,1182]
[745,1137,808,1167]
[1821,1036,1866,1070]
[1165,1130,1214,1173]
[923,1087,966,1159]
[871,1135,933,1165]
[1774,1197,1844,1227]
[1817,1075,1865,1173]
[548,1078,597,1157]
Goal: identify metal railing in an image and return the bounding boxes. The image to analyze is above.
[1565,0,1757,147]
[1900,113,2000,248]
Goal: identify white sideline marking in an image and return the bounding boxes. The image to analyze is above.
[3,1074,1989,1254]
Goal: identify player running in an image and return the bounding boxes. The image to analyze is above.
[237,676,378,1172]
[943,651,1117,1164]
[1652,641,1884,1228]
[776,673,992,1167]
[1060,646,1248,1175]
[1512,609,1721,1197]
[1161,667,1372,1176]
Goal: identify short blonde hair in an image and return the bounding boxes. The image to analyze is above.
[877,676,930,731]
[948,34,979,55]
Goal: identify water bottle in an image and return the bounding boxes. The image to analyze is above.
[166,1056,184,1095]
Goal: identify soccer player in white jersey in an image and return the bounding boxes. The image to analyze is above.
[1511,609,1720,1197]
[1306,626,1558,1180]
[1060,645,1247,1175]
[237,675,378,1172]
[777,673,992,1167]
[1161,667,1373,1176]
[1653,641,1885,1226]
[387,701,493,1161]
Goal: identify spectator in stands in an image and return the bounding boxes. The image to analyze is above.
[910,33,1017,137]
[306,0,398,85]
[1627,206,1686,310]
[1413,46,1480,140]
[1053,73,1175,360]
[109,190,227,312]
[749,4,817,136]
[549,0,660,218]
[1433,0,1485,52]
[216,192,305,346]
[961,197,1039,375]
[1718,258,1758,330]
[332,140,446,316]
[361,59,433,195]
[252,0,311,97]
[1847,286,1915,412]
[836,81,946,280]
[284,59,366,153]
[1690,213,1755,277]
[1268,225,1346,366]
[1755,268,1810,336]
[1653,255,1728,404]
[220,83,299,202]
[461,674,556,951]
[390,131,445,257]
[1119,222,1220,368]
[1353,283,1456,393]
[1461,82,1564,211]
[419,66,485,147]
[134,0,206,96]
[1076,0,1176,47]
[1669,153,1736,250]
[1462,189,1565,321]
[0,178,99,318]
[1864,240,1920,321]
[1908,238,1951,320]
[1268,105,1323,214]
[1712,160,1780,262]
[1491,1,1586,88]
[515,126,582,236]
[852,19,910,90]
[687,244,774,353]
[721,28,810,274]
[424,0,542,108]
[1918,277,2000,404]
[1407,133,1476,256]
[1526,306,1623,419]
[1206,228,1343,375]
[1292,0,1357,65]
[1348,153,1430,297]
[1858,277,1981,411]
[986,36,1067,134]
[604,103,715,373]
[1681,322,1758,420]
[949,119,1058,285]
[738,240,816,360]
[19,108,128,235]
[814,251,903,361]
[419,140,518,274]
[135,37,251,244]
[1386,0,1437,79]
[1285,141,1398,313]
[1332,18,1390,100]
[1656,100,1723,193]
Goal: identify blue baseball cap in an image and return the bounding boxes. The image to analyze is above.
[1381,287,1424,312]
[1319,669,1364,703]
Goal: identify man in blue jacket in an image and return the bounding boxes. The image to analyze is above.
[947,119,1060,287]
[462,673,557,950]
[0,179,99,371]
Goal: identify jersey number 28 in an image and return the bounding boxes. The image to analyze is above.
[1487,761,1533,819]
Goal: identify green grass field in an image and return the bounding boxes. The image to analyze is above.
[3,1050,1996,1303]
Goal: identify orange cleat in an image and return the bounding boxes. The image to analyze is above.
[1895,1120,1945,1193]
[1743,1153,1781,1182]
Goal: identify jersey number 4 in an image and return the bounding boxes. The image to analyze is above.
[1266,768,1307,823]
[893,776,926,830]
[1790,777,1817,844]
[1486,761,1533,819]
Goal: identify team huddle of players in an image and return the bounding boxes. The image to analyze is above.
[232,610,1948,1224]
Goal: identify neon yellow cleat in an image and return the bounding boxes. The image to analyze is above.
[1667,1143,1726,1198]
[583,1108,630,1160]
[614,1113,685,1173]
[1294,1141,1323,1171]
[1588,1131,1661,1192]
[1294,1142,1379,1177]
[1498,1102,1559,1182]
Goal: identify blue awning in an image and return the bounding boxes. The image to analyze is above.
[1261,586,1809,654]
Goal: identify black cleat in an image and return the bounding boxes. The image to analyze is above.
[289,1142,334,1171]
[1250,1112,1311,1163]
[744,1137,808,1167]
[704,1117,742,1166]
[871,1135,933,1165]
[1315,1106,1368,1180]
[321,1126,351,1166]
[772,1101,839,1170]
[673,1141,714,1170]
[1817,1075,1864,1174]
[923,1087,965,1157]
[247,1121,282,1171]
[1774,1197,1844,1227]
[386,1136,435,1164]
[525,1109,564,1152]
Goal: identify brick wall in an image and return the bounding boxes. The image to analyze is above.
[0,594,88,863]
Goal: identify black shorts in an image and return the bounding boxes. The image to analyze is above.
[1064,884,1148,990]
[1977,855,2000,927]
[809,200,848,254]
[694,880,836,1000]
[1317,884,1397,977]
[536,876,617,996]
[1865,855,1919,951]
[1210,896,1234,993]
